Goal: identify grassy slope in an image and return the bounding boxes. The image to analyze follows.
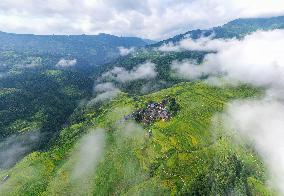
[0,82,274,195]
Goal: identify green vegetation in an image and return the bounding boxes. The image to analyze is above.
[0,51,94,168]
[0,32,152,65]
[1,15,284,195]
[0,82,274,195]
[101,50,209,95]
[153,15,284,47]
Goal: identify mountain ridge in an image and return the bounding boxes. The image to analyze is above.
[0,31,154,66]
[151,15,284,47]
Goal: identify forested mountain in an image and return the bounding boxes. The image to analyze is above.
[0,52,93,168]
[0,32,153,65]
[0,34,152,168]
[99,15,284,97]
[0,15,283,195]
[153,15,284,47]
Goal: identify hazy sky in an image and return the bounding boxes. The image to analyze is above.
[1,0,284,39]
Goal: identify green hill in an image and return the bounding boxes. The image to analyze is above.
[0,82,274,195]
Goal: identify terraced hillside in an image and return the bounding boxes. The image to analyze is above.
[0,82,273,195]
[2,15,284,195]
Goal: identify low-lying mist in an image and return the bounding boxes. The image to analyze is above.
[71,128,106,180]
[164,29,284,194]
[102,61,157,83]
[0,131,40,169]
[222,96,284,194]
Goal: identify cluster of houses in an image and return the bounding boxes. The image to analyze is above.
[125,97,175,125]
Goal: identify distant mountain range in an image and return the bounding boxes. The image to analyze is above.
[152,15,284,47]
[2,15,283,69]
[104,15,284,95]
[0,32,155,65]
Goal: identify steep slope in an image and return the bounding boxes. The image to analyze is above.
[0,33,153,168]
[0,82,273,195]
[0,51,94,168]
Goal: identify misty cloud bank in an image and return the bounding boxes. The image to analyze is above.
[88,82,121,104]
[159,35,228,52]
[169,29,284,194]
[68,119,145,193]
[48,128,107,195]
[72,128,106,179]
[0,132,40,169]
[222,97,284,194]
[88,62,157,105]
[118,47,135,56]
[56,58,77,68]
[71,120,145,178]
[170,30,284,89]
[171,59,220,80]
[102,61,157,83]
[162,29,284,193]
[116,121,145,141]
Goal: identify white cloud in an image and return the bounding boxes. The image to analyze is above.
[0,132,40,169]
[118,47,135,56]
[204,30,284,88]
[94,82,117,93]
[173,29,284,194]
[1,0,284,39]
[72,128,106,179]
[116,121,145,140]
[171,30,284,88]
[56,58,77,68]
[159,35,231,52]
[89,82,121,104]
[102,61,157,83]
[140,80,168,94]
[222,98,284,194]
[167,29,284,193]
[92,90,120,103]
[171,59,220,80]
